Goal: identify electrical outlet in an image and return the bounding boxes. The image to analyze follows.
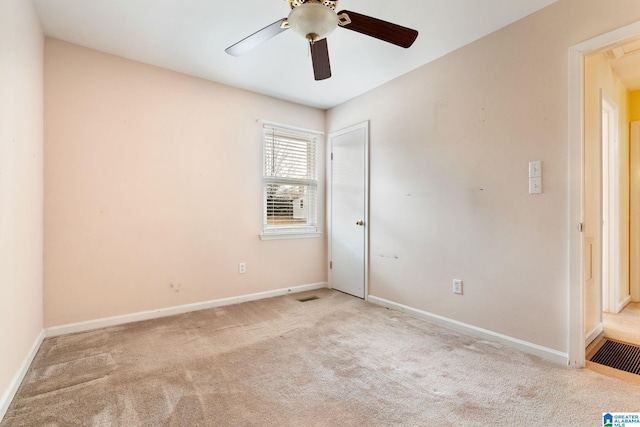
[239,262,246,274]
[453,279,463,295]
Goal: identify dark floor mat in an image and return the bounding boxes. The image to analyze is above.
[590,339,640,375]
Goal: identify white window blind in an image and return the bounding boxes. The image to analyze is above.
[262,124,318,236]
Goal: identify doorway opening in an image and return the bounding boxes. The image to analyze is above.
[569,21,640,368]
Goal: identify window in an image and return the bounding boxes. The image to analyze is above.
[261,124,320,239]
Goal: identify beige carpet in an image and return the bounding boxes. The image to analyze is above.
[2,289,640,426]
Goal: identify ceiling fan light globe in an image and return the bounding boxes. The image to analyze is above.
[288,3,338,41]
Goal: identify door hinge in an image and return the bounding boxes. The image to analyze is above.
[578,223,584,232]
[330,153,333,160]
[329,261,332,269]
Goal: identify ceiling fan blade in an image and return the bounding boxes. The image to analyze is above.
[310,38,331,81]
[225,18,289,57]
[338,10,418,48]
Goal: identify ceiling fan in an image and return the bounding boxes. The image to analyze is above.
[225,0,419,81]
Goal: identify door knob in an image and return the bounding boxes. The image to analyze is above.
[356,220,365,226]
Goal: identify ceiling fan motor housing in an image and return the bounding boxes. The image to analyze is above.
[288,0,338,11]
[287,0,339,42]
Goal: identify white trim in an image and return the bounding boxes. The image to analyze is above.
[568,42,587,369]
[1,330,45,422]
[259,231,322,240]
[568,20,640,369]
[262,123,320,235]
[363,121,370,301]
[258,119,324,136]
[601,90,621,315]
[570,21,640,54]
[368,295,569,366]
[46,282,328,338]
[327,129,332,289]
[585,322,603,347]
[618,295,632,313]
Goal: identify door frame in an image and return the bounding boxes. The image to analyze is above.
[601,90,621,314]
[327,121,370,299]
[569,21,640,368]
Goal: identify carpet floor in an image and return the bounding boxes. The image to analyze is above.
[2,289,640,426]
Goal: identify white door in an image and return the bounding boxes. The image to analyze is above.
[601,92,621,314]
[329,122,369,299]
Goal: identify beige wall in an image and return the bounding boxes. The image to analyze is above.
[18,0,640,364]
[327,0,640,353]
[43,39,326,327]
[584,53,631,337]
[0,0,44,412]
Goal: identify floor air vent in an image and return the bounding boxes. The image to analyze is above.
[590,339,640,375]
[297,296,319,302]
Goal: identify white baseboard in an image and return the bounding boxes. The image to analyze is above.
[46,282,328,338]
[368,295,569,366]
[0,330,45,422]
[617,295,632,313]
[585,322,603,347]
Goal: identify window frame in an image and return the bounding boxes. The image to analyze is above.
[260,122,322,240]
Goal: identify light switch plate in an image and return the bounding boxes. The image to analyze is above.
[529,160,542,178]
[453,279,463,295]
[529,177,542,194]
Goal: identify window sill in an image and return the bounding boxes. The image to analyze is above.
[260,231,322,241]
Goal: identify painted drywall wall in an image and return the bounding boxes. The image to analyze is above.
[0,0,44,414]
[630,91,640,121]
[327,0,640,353]
[584,53,630,336]
[631,92,640,303]
[44,39,326,327]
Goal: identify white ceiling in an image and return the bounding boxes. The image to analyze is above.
[33,0,559,109]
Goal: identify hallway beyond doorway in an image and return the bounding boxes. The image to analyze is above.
[587,303,640,382]
[603,302,640,346]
